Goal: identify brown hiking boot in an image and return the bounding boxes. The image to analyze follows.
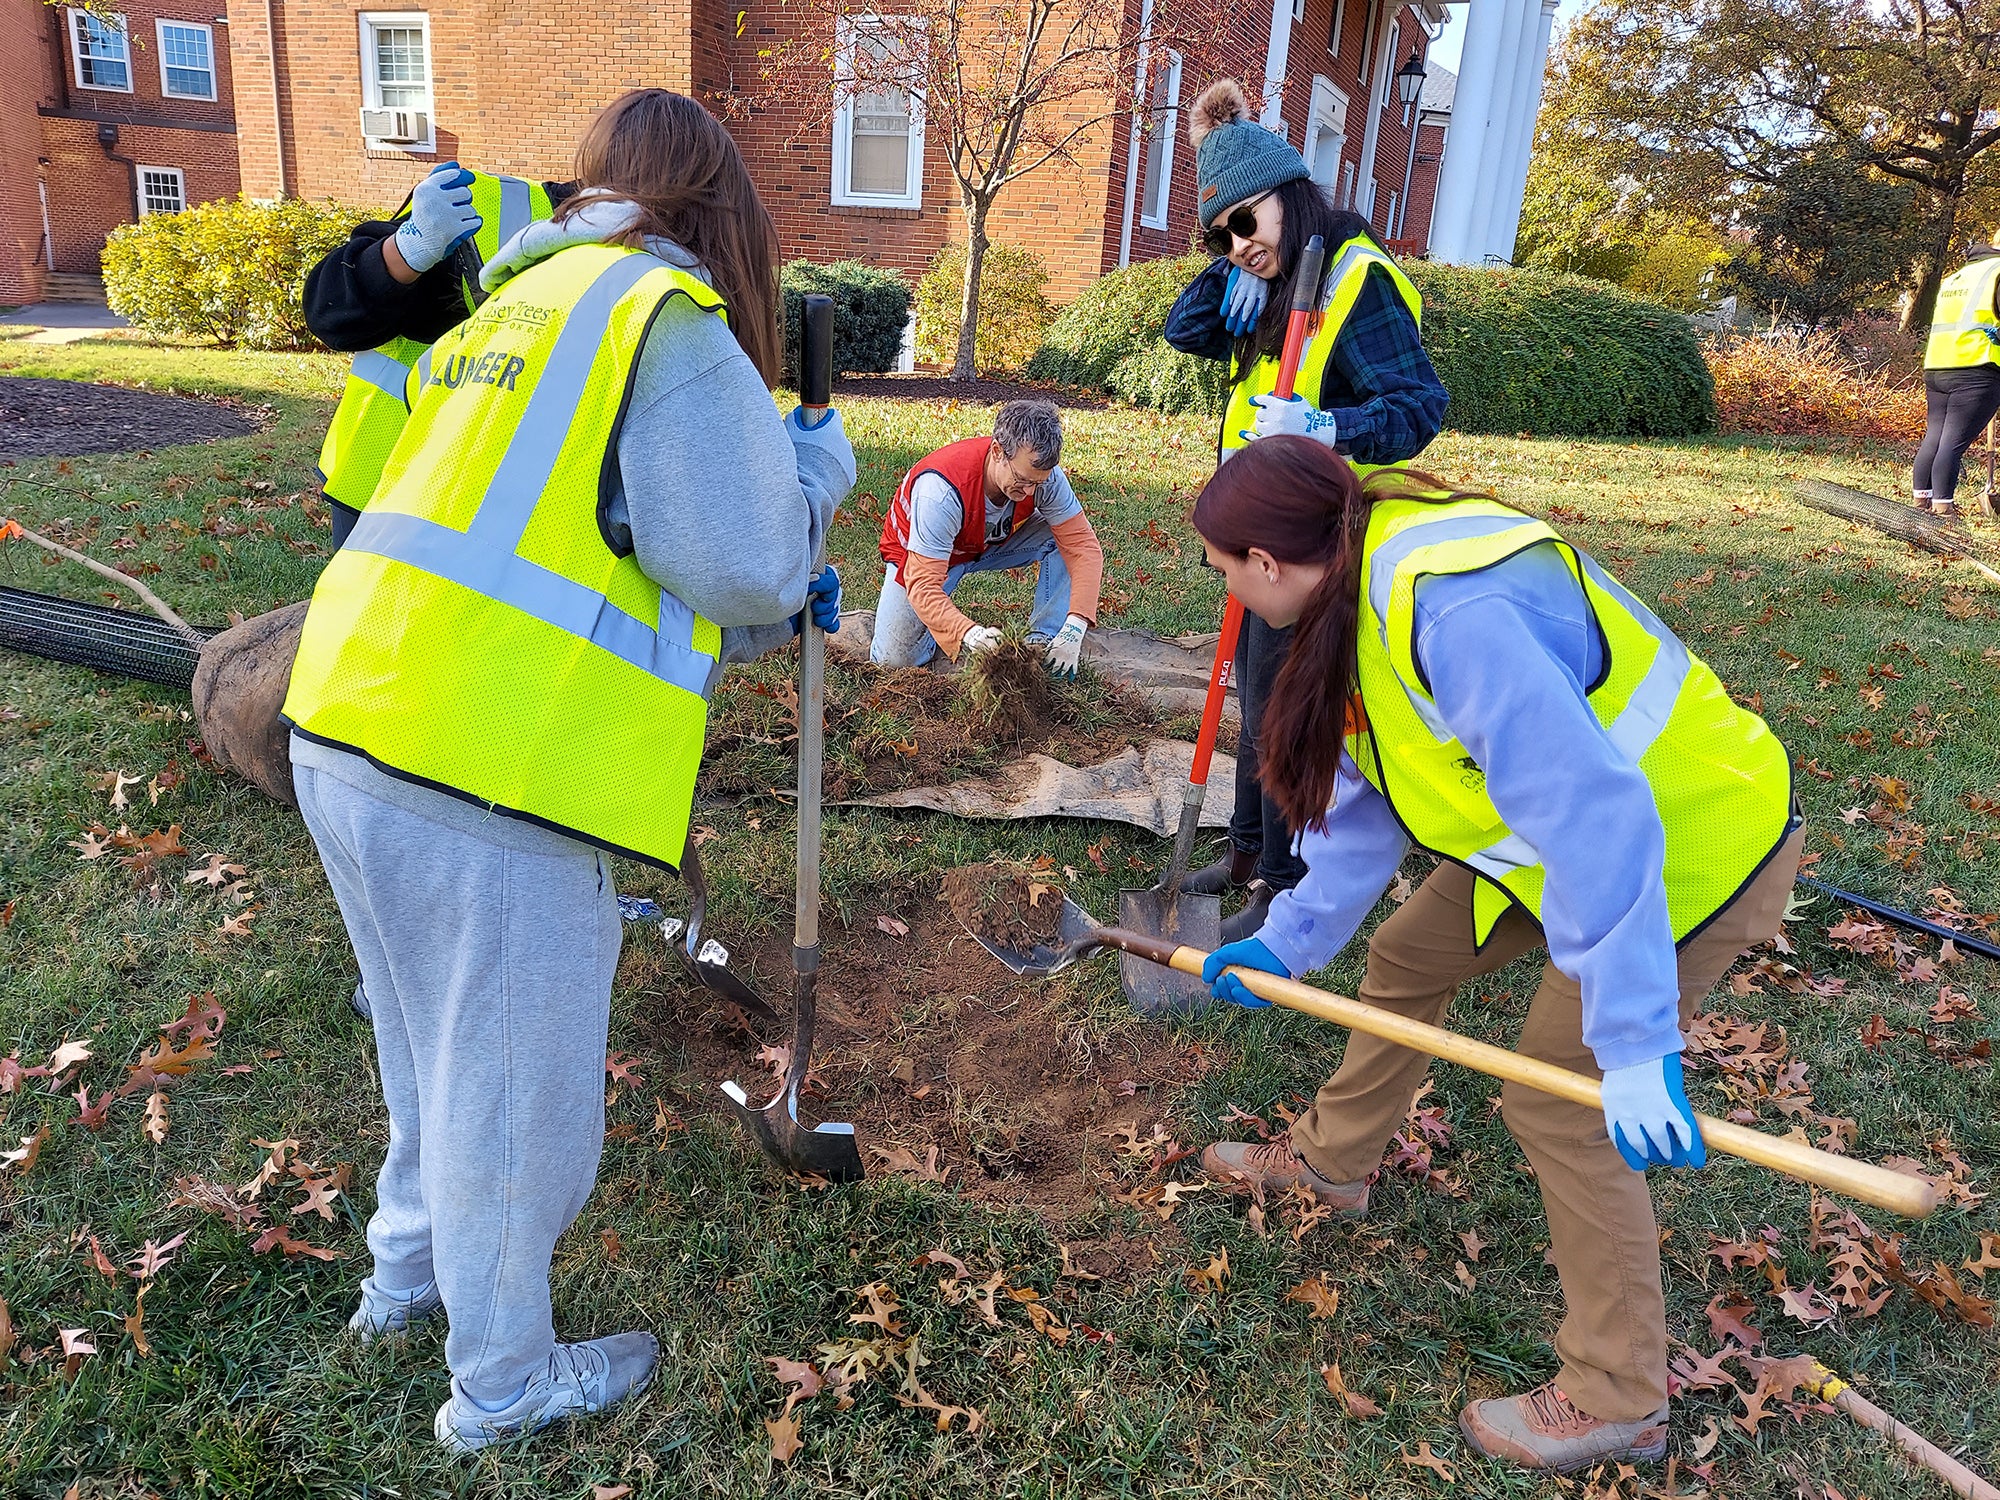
[1199,1132,1369,1214]
[1458,1381,1668,1472]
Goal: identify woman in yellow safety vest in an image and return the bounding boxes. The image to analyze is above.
[1915,238,2000,517]
[281,89,855,1453]
[1188,437,1799,1474]
[1162,77,1448,947]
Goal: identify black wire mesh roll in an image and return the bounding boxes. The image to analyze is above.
[0,586,221,688]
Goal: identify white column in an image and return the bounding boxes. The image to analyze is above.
[1353,2,1403,223]
[1426,0,1509,264]
[1260,0,1295,134]
[1491,0,1559,262]
[1462,0,1531,265]
[1478,0,1543,262]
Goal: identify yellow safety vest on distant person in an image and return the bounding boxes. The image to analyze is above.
[284,242,731,869]
[1924,256,2000,370]
[1220,233,1424,470]
[315,172,555,509]
[1347,492,1794,948]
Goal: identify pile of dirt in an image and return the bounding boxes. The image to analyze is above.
[960,637,1058,740]
[831,372,1107,411]
[625,900,1215,1221]
[0,375,259,461]
[703,650,1158,801]
[939,859,1067,948]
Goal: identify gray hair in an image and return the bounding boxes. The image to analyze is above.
[993,400,1063,469]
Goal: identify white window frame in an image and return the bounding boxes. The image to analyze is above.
[155,18,217,101]
[137,166,187,217]
[1137,49,1182,230]
[1358,0,1380,86]
[1382,21,1401,108]
[1327,0,1347,56]
[1290,0,1306,21]
[358,11,436,153]
[1303,75,1349,189]
[69,9,133,94]
[831,14,927,211]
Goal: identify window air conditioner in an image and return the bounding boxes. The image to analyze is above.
[360,108,428,144]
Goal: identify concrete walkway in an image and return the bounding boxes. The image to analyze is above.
[0,303,130,345]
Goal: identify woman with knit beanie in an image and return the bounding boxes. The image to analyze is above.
[1163,78,1448,943]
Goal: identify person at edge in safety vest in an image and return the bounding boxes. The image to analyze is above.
[303,162,570,547]
[1187,437,1801,1474]
[280,88,855,1454]
[870,399,1106,675]
[1161,78,1448,948]
[1914,235,2000,518]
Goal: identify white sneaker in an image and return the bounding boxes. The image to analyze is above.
[434,1331,659,1453]
[347,1276,443,1344]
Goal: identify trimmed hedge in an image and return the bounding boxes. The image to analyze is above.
[102,195,374,350]
[1027,254,1717,438]
[914,243,1054,373]
[780,259,911,382]
[1024,252,1228,415]
[1404,262,1715,438]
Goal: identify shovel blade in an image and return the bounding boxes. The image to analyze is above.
[956,897,1100,977]
[719,1079,866,1183]
[1117,886,1220,1017]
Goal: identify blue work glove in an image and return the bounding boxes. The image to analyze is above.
[1241,392,1340,449]
[1221,264,1270,337]
[1599,1054,1706,1171]
[394,162,481,274]
[1199,936,1289,1009]
[805,565,841,634]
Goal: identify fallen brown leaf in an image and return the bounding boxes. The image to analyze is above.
[2,1124,51,1176]
[1285,1272,1340,1319]
[125,1285,152,1357]
[142,1088,169,1144]
[1400,1439,1456,1482]
[766,1411,803,1463]
[1188,1247,1229,1295]
[1321,1361,1383,1418]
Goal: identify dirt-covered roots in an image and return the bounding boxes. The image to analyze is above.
[959,637,1058,740]
[940,859,1068,947]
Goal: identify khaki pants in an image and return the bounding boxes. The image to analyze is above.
[1290,830,1803,1423]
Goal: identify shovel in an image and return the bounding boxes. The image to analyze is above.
[1117,235,1328,1015]
[661,837,777,1022]
[1118,594,1243,1016]
[720,294,865,1184]
[954,900,1938,1220]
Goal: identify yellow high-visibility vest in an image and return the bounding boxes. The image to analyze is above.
[285,242,732,869]
[1925,256,2000,370]
[316,172,554,509]
[1347,492,1794,947]
[1220,233,1424,472]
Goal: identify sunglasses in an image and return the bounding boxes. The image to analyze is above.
[1202,190,1275,256]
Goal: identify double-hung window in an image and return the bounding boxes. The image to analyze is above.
[156,20,216,100]
[359,13,435,151]
[139,167,187,217]
[70,10,132,92]
[833,16,925,209]
[1138,50,1182,229]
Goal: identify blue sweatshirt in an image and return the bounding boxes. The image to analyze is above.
[1254,541,1687,1071]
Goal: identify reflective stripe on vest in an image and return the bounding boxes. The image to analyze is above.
[285,243,729,869]
[1346,494,1792,949]
[315,172,554,508]
[1219,234,1423,466]
[1924,257,2000,369]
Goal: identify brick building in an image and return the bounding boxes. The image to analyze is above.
[0,0,240,303]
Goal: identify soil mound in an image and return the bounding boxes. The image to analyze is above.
[940,859,1067,947]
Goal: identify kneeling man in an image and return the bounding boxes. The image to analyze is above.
[872,400,1104,674]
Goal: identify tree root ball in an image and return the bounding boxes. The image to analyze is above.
[192,602,307,807]
[959,637,1058,740]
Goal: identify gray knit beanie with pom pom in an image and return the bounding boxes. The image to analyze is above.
[1188,78,1309,227]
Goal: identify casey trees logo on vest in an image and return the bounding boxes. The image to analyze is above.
[434,351,528,393]
[1453,754,1485,790]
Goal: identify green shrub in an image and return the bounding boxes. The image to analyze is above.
[779,259,911,382]
[1025,251,1227,415]
[102,195,374,350]
[914,243,1053,373]
[1405,262,1715,438]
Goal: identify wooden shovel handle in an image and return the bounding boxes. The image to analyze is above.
[1809,1364,2000,1500]
[1096,928,1938,1219]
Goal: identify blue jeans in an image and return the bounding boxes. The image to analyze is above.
[870,518,1072,668]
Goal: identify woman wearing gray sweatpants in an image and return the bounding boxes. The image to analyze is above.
[282,90,855,1452]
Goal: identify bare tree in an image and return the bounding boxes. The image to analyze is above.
[733,0,1244,379]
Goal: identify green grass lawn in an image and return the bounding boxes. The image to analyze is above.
[2,335,1997,1499]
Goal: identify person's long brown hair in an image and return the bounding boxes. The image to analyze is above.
[1192,437,1490,832]
[561,88,783,386]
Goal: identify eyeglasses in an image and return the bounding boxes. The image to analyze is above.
[1202,190,1275,256]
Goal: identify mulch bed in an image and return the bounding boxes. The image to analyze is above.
[0,376,260,463]
[832,371,1108,410]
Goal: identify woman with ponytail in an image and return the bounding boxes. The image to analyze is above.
[1189,438,1800,1474]
[1162,78,1448,942]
